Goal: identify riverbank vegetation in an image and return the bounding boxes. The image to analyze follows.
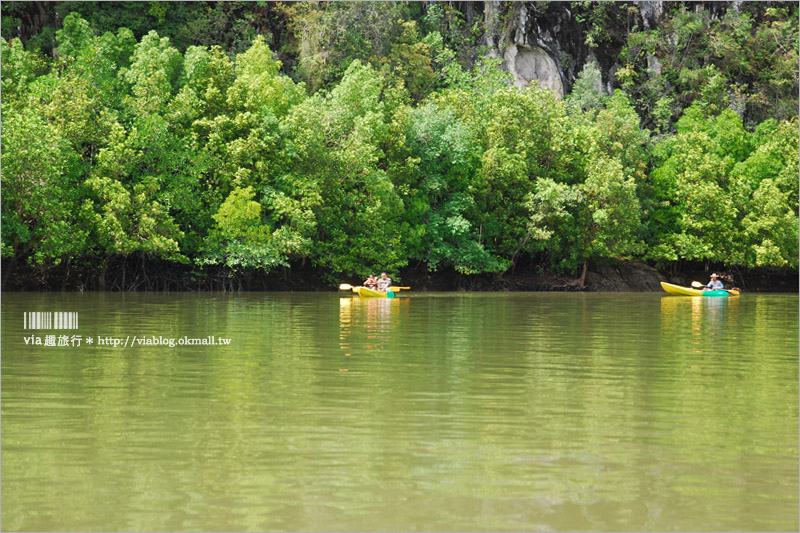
[2,2,797,290]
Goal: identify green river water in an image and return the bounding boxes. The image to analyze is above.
[2,291,797,531]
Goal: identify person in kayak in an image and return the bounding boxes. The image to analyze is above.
[704,273,724,290]
[364,275,378,289]
[376,272,392,292]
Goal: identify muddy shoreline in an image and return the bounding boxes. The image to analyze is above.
[2,258,796,293]
[396,261,797,293]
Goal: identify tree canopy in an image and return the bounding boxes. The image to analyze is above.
[2,3,797,288]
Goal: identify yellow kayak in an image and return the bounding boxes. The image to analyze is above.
[353,286,407,298]
[354,286,390,297]
[337,283,410,298]
[660,282,739,297]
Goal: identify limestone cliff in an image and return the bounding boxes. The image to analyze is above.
[479,1,741,100]
[474,1,749,99]
[479,1,667,98]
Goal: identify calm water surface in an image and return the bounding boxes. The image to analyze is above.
[2,292,797,531]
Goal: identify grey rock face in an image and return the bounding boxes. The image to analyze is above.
[504,44,564,98]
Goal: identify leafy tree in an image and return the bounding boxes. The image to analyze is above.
[420,1,480,69]
[1,108,88,268]
[227,35,305,119]
[200,186,287,272]
[524,178,585,271]
[279,60,405,277]
[475,85,583,268]
[54,10,93,58]
[731,118,799,268]
[0,36,48,105]
[590,91,650,182]
[121,30,183,115]
[618,3,798,129]
[523,136,643,275]
[589,90,651,240]
[524,90,647,275]
[281,1,408,92]
[383,20,436,101]
[648,105,754,265]
[7,2,273,54]
[565,60,609,115]
[393,104,499,274]
[84,174,185,263]
[581,155,642,262]
[421,30,468,90]
[191,36,303,200]
[183,44,234,117]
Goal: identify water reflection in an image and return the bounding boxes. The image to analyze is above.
[2,292,796,532]
[659,295,746,363]
[660,296,739,331]
[339,296,410,355]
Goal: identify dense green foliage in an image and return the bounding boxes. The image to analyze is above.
[2,3,797,286]
[618,3,798,130]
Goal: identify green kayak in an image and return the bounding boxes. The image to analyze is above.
[660,282,739,297]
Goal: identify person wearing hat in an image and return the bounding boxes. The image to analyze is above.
[376,272,392,292]
[704,273,724,291]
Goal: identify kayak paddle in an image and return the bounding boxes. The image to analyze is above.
[339,283,411,291]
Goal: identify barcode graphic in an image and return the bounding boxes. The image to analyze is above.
[24,312,79,330]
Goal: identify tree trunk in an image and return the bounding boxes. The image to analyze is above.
[577,260,587,289]
[99,255,110,290]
